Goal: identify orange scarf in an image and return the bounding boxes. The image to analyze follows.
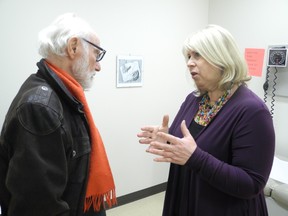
[45,61,116,212]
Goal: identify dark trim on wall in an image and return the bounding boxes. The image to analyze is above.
[110,182,167,208]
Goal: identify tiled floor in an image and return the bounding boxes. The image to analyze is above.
[0,192,165,216]
[107,192,165,216]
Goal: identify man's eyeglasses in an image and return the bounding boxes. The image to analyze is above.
[81,38,106,62]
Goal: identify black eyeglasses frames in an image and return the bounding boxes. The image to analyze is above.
[81,38,106,62]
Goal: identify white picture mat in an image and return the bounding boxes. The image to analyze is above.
[116,55,143,88]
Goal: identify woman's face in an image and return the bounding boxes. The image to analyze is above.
[187,51,222,92]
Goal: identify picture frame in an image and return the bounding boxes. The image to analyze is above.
[116,55,143,88]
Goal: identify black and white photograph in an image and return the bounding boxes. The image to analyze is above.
[116,55,143,87]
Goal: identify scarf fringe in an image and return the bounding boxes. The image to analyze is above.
[84,189,117,212]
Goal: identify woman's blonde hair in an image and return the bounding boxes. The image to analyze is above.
[183,24,251,95]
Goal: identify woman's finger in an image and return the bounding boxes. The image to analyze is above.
[156,132,180,145]
[162,115,169,128]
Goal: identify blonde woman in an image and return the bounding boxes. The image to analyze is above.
[138,25,275,216]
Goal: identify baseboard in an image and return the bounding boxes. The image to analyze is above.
[0,183,167,215]
[111,182,167,208]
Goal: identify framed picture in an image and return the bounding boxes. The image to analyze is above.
[116,55,143,88]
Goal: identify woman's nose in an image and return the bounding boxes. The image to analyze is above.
[187,57,196,67]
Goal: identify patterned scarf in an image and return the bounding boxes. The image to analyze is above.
[194,90,231,126]
[45,61,116,212]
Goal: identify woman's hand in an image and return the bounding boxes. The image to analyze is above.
[147,120,197,165]
[137,115,169,145]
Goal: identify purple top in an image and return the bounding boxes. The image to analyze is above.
[162,85,275,216]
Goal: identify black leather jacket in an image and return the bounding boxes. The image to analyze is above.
[0,59,105,216]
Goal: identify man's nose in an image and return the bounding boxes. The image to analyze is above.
[95,62,101,71]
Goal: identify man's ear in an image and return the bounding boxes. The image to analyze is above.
[67,37,79,58]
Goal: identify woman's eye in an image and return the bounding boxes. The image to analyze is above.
[194,52,201,58]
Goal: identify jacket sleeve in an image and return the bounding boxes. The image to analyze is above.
[4,100,70,216]
[185,103,275,199]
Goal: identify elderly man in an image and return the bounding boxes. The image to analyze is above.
[0,13,116,216]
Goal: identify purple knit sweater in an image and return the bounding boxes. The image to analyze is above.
[162,85,275,216]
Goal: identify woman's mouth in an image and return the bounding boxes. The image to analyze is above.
[190,72,198,78]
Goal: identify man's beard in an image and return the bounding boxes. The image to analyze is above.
[71,52,96,90]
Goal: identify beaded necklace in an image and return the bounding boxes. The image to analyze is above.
[194,90,231,126]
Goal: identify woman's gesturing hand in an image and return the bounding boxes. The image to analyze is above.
[137,115,170,145]
[147,120,197,165]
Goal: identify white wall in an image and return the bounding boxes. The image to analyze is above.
[0,0,209,197]
[208,0,288,160]
[1,0,287,210]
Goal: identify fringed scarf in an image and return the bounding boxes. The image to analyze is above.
[45,61,117,212]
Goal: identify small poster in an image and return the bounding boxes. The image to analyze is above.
[244,48,265,77]
[116,55,143,88]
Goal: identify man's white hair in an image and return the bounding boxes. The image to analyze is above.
[38,13,95,58]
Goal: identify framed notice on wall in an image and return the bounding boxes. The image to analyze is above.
[116,55,143,88]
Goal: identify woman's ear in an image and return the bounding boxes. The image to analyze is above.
[67,37,79,58]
